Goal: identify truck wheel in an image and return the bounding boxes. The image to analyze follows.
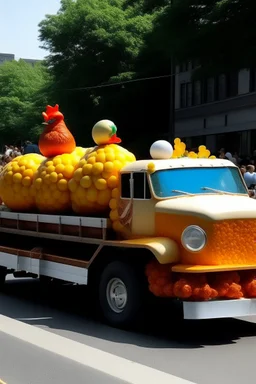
[99,261,145,327]
[0,267,6,290]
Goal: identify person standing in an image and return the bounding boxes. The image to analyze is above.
[23,141,41,154]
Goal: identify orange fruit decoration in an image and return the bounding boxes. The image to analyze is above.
[39,104,76,157]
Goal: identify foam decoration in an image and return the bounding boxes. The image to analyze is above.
[145,260,254,300]
[34,147,91,213]
[171,137,216,159]
[92,120,121,145]
[150,140,173,159]
[39,104,76,157]
[147,162,156,173]
[0,154,45,211]
[69,143,135,215]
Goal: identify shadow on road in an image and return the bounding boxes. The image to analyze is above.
[1,277,256,350]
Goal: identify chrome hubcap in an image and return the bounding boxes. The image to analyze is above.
[106,278,127,313]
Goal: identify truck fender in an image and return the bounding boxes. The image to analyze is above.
[119,237,179,264]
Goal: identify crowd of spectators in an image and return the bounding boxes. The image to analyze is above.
[0,141,40,172]
[216,148,256,197]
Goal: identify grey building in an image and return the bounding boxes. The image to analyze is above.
[0,53,14,65]
[20,58,41,67]
[0,53,40,67]
[174,62,256,156]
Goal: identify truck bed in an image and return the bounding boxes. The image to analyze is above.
[0,208,111,243]
[0,208,113,284]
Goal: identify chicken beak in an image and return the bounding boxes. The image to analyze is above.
[108,134,122,144]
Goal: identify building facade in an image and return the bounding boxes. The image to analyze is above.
[174,62,256,155]
[20,58,40,67]
[0,52,40,67]
[0,53,15,65]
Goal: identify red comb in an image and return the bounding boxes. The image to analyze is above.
[45,104,59,115]
[42,104,63,122]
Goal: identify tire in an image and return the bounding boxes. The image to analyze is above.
[99,261,145,327]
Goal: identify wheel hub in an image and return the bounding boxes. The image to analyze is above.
[106,278,127,313]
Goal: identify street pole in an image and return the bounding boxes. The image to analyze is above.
[169,0,176,143]
[169,56,176,143]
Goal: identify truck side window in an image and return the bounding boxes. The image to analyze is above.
[133,173,151,199]
[121,173,131,198]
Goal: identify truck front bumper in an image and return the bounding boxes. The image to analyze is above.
[183,298,256,320]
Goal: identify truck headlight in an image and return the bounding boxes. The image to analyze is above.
[181,225,207,252]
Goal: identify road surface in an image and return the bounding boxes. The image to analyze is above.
[0,276,256,384]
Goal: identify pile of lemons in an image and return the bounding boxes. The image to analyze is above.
[0,154,46,211]
[68,144,136,215]
[34,147,91,213]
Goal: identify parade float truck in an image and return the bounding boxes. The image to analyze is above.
[0,105,256,328]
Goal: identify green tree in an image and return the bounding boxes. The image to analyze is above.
[39,0,170,155]
[0,60,52,146]
[148,0,256,76]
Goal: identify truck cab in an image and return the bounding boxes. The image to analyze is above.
[120,157,250,239]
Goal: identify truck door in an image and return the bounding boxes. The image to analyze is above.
[120,172,155,236]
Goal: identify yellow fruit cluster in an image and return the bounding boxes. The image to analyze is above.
[69,144,136,215]
[34,147,92,213]
[171,138,216,159]
[0,154,45,211]
[109,187,129,235]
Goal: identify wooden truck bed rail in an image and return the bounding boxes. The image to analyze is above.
[0,211,111,243]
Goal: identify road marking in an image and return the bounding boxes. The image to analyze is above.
[0,315,195,384]
[15,317,53,321]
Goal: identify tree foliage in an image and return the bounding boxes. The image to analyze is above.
[149,0,256,76]
[0,60,52,146]
[1,0,254,154]
[39,0,170,155]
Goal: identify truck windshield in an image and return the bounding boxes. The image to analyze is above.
[150,167,247,198]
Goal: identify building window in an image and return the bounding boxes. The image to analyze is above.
[193,80,201,105]
[181,62,188,72]
[227,72,238,97]
[187,83,193,107]
[250,68,256,92]
[206,78,215,102]
[180,84,186,108]
[180,83,193,108]
[217,74,227,100]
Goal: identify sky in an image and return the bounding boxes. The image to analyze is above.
[0,0,61,60]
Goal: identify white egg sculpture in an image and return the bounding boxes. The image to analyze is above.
[150,140,173,160]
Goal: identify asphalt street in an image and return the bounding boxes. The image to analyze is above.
[1,276,256,384]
